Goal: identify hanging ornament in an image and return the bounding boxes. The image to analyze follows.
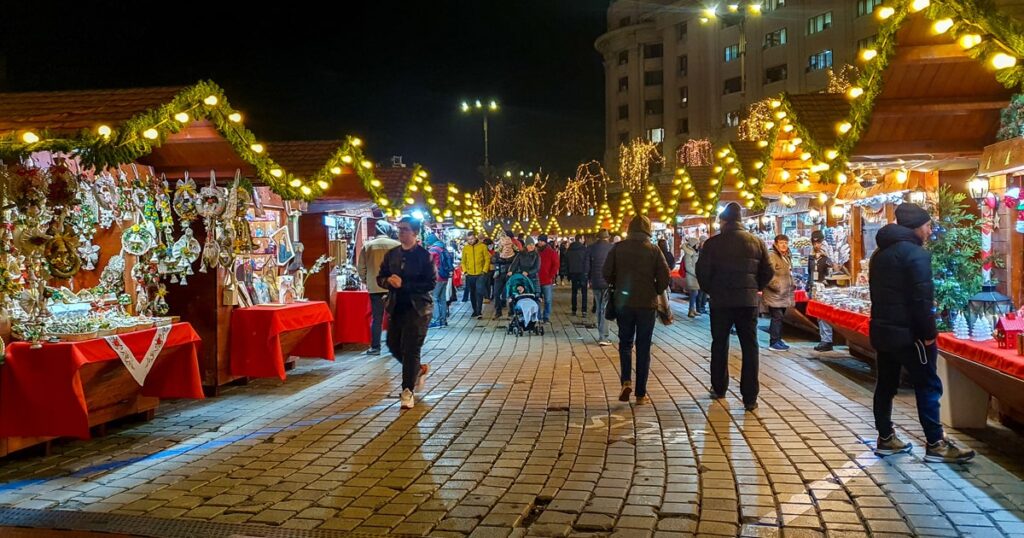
[77,242,100,271]
[173,173,200,222]
[198,174,227,219]
[44,213,82,279]
[121,223,157,256]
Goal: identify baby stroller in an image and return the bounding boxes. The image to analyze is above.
[505,274,545,337]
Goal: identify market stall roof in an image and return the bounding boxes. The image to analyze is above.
[0,81,331,201]
[268,140,379,214]
[784,94,851,152]
[853,12,1012,162]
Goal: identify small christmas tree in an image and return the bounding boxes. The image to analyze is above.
[953,314,971,340]
[972,317,994,342]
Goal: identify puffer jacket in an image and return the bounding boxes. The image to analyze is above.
[587,239,613,289]
[603,219,671,310]
[565,242,589,274]
[695,221,773,308]
[869,223,938,352]
[510,249,541,278]
[762,246,795,308]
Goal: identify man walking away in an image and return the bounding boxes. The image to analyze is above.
[558,240,569,285]
[566,235,590,318]
[764,234,795,351]
[696,202,773,412]
[461,231,490,319]
[658,238,677,271]
[808,230,835,352]
[870,203,975,463]
[682,236,701,318]
[492,231,517,319]
[357,221,400,355]
[482,238,494,304]
[509,237,541,293]
[378,217,436,410]
[604,216,671,405]
[588,229,614,345]
[537,234,560,323]
[427,236,453,328]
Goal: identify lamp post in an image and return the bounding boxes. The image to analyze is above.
[460,99,499,181]
[700,3,762,96]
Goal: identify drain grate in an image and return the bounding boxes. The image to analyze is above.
[0,507,420,538]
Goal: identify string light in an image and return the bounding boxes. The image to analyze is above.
[203,95,219,105]
[228,112,243,122]
[992,53,1018,69]
[931,18,954,34]
[250,143,264,153]
[911,0,930,11]
[860,49,878,61]
[174,112,189,123]
[97,125,112,138]
[143,128,159,140]
[677,138,713,166]
[847,86,864,99]
[619,138,664,194]
[876,6,895,19]
[21,132,39,144]
[738,99,776,141]
[836,122,853,134]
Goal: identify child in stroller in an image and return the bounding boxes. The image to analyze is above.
[505,274,545,336]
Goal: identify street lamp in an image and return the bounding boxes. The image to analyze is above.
[700,2,762,95]
[460,98,500,180]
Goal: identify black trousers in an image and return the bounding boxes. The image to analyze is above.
[570,273,588,314]
[369,292,386,350]
[710,306,760,405]
[387,306,430,390]
[466,274,486,316]
[768,307,786,345]
[874,341,945,444]
[492,270,509,316]
[617,306,656,398]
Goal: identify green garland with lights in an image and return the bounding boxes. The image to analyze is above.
[0,81,340,202]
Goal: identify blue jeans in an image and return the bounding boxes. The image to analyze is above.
[819,320,834,344]
[617,306,656,398]
[874,341,944,444]
[541,285,554,321]
[432,279,449,324]
[594,288,610,340]
[688,290,700,312]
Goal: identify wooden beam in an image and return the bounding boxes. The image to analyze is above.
[854,140,984,159]
[873,96,1009,116]
[890,43,972,65]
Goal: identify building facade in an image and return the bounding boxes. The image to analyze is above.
[595,0,883,173]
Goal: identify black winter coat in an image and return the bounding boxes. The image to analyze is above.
[565,242,589,274]
[694,222,773,308]
[869,224,938,352]
[377,244,437,318]
[587,239,614,289]
[603,232,671,309]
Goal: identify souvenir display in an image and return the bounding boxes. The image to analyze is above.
[172,174,200,222]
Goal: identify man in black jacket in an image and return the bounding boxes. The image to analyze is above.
[604,216,671,405]
[870,203,974,463]
[565,235,590,318]
[378,217,436,410]
[588,230,614,345]
[695,202,773,411]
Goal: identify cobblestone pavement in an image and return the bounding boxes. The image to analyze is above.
[0,289,1023,537]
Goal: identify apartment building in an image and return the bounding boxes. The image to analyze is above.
[594,0,883,174]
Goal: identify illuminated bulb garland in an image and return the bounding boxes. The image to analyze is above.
[677,138,713,166]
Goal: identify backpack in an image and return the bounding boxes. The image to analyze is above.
[438,248,455,279]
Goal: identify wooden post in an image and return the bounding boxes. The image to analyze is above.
[850,206,864,280]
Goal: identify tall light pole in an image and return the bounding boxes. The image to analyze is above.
[700,3,762,96]
[460,99,499,180]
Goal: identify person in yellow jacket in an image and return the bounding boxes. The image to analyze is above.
[461,231,492,319]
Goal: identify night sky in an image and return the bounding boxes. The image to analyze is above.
[1,1,610,189]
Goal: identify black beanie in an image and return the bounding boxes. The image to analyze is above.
[720,202,743,222]
[896,203,931,229]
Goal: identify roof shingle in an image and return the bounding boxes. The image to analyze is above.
[0,86,186,134]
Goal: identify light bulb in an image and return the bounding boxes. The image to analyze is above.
[330,166,343,175]
[992,53,1018,70]
[270,169,283,178]
[876,6,895,20]
[21,131,39,143]
[97,125,112,137]
[860,49,878,61]
[317,180,329,189]
[847,87,864,99]
[836,122,853,134]
[228,112,243,123]
[826,149,839,160]
[203,95,219,106]
[250,143,264,153]
[289,178,302,187]
[932,18,954,34]
[174,112,189,123]
[911,0,930,11]
[959,34,982,49]
[143,128,159,140]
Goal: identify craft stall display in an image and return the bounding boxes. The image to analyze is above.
[0,157,207,455]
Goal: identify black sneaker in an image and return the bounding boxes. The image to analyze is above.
[874,433,913,456]
[814,342,834,352]
[744,402,758,412]
[925,438,976,463]
[709,391,726,400]
[365,348,381,356]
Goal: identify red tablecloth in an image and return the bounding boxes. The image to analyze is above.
[938,333,1024,381]
[230,301,334,380]
[1,323,204,439]
[806,300,871,337]
[794,290,809,303]
[335,291,372,345]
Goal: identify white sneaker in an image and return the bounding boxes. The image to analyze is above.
[400,389,414,409]
[599,340,613,347]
